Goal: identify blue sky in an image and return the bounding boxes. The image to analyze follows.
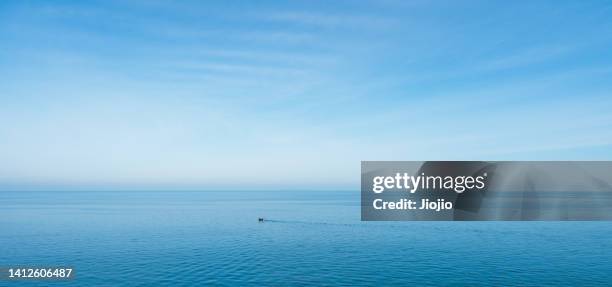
[1,0,612,190]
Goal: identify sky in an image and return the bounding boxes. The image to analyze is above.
[1,0,612,191]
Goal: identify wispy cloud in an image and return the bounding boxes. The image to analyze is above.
[475,44,577,72]
[258,11,399,29]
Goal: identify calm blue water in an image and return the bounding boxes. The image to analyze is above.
[1,190,611,286]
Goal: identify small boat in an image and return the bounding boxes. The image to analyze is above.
[258,217,265,222]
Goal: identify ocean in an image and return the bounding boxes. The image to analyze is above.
[1,190,611,286]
